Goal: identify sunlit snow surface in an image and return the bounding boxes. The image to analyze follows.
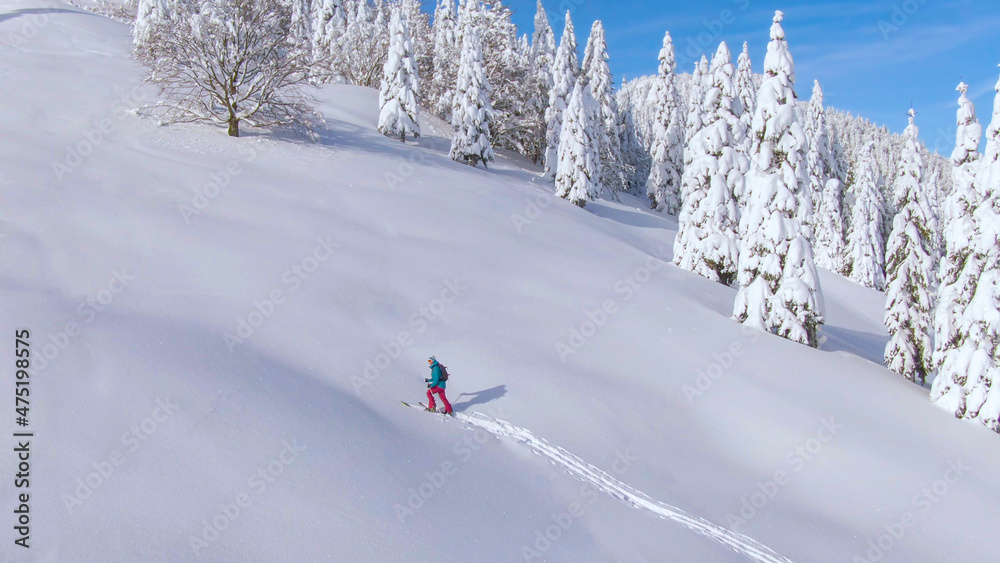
[1,2,999,561]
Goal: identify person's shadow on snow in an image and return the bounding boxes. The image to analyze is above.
[452,385,506,412]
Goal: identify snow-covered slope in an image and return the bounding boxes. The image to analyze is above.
[1,3,999,562]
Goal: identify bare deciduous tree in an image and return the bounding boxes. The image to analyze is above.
[139,0,315,137]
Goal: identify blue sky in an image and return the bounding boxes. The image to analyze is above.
[497,0,1000,155]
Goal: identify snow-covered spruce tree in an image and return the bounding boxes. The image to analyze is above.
[582,20,625,197]
[932,81,990,421]
[884,109,935,384]
[878,143,898,245]
[134,0,157,32]
[449,26,495,167]
[951,250,1000,432]
[734,41,756,159]
[338,0,389,87]
[674,41,746,286]
[617,78,650,194]
[943,81,982,230]
[555,78,601,207]
[313,0,341,49]
[373,1,392,84]
[311,0,345,82]
[814,178,846,272]
[430,0,459,120]
[140,0,314,137]
[845,142,886,290]
[924,169,943,263]
[456,5,491,97]
[808,81,846,271]
[503,0,551,164]
[400,0,433,105]
[734,11,823,347]
[378,6,421,142]
[918,151,945,265]
[951,78,1000,431]
[543,11,579,180]
[645,31,683,214]
[805,80,836,238]
[453,0,482,75]
[619,76,657,149]
[531,0,556,123]
[479,4,539,161]
[517,33,550,161]
[134,0,168,56]
[684,55,710,158]
[829,124,849,186]
[793,111,814,242]
[532,0,556,74]
[288,0,313,56]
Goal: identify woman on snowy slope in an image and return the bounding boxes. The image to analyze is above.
[425,357,453,415]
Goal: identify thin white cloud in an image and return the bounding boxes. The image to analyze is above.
[798,13,1000,77]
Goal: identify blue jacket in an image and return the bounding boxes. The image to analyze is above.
[427,360,446,389]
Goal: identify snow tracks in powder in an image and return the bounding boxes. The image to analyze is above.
[417,407,793,563]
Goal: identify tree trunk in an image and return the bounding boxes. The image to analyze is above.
[228,117,239,137]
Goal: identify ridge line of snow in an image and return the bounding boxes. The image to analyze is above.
[453,410,793,563]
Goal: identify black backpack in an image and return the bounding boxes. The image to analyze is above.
[438,364,450,382]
